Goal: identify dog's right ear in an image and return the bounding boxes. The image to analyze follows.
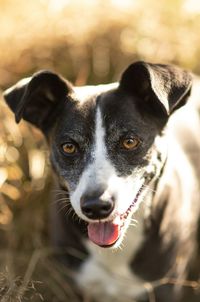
[119,61,192,119]
[3,70,72,133]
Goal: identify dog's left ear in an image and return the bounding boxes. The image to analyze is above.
[3,70,72,133]
[119,61,192,117]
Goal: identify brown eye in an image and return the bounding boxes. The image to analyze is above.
[62,143,77,154]
[121,138,141,150]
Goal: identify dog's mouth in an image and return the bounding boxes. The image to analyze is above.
[87,185,144,247]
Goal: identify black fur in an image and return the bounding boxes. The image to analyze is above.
[3,61,199,302]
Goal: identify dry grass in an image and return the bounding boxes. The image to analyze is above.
[1,0,200,88]
[0,0,200,301]
[0,98,83,301]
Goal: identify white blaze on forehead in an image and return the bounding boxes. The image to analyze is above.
[93,107,108,174]
[70,106,113,219]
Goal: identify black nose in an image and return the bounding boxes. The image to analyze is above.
[81,194,114,220]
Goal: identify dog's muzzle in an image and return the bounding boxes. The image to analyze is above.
[79,184,145,248]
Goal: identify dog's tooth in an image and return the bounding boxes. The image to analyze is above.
[113,215,121,225]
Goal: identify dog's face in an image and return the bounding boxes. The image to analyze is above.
[3,61,192,248]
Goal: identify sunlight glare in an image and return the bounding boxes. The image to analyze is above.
[29,150,45,180]
[111,0,137,9]
[183,0,200,14]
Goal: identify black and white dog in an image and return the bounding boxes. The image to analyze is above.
[3,61,200,301]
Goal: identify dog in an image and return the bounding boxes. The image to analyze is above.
[3,61,200,302]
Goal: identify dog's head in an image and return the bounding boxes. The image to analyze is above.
[3,61,192,248]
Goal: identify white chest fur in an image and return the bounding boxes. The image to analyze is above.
[75,206,147,301]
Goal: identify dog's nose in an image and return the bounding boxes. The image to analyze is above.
[80,194,114,220]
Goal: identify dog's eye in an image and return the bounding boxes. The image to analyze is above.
[121,138,141,150]
[62,143,77,155]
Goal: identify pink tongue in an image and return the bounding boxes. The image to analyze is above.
[88,221,120,246]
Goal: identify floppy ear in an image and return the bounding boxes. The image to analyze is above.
[3,70,72,133]
[119,61,192,117]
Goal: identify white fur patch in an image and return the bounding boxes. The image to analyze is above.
[75,205,146,301]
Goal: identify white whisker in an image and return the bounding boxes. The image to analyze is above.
[143,184,156,194]
[54,192,70,197]
[130,218,138,224]
[56,197,70,203]
[65,207,74,216]
[52,189,69,193]
[129,223,137,227]
[57,203,70,214]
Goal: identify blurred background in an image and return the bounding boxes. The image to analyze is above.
[0,0,200,301]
